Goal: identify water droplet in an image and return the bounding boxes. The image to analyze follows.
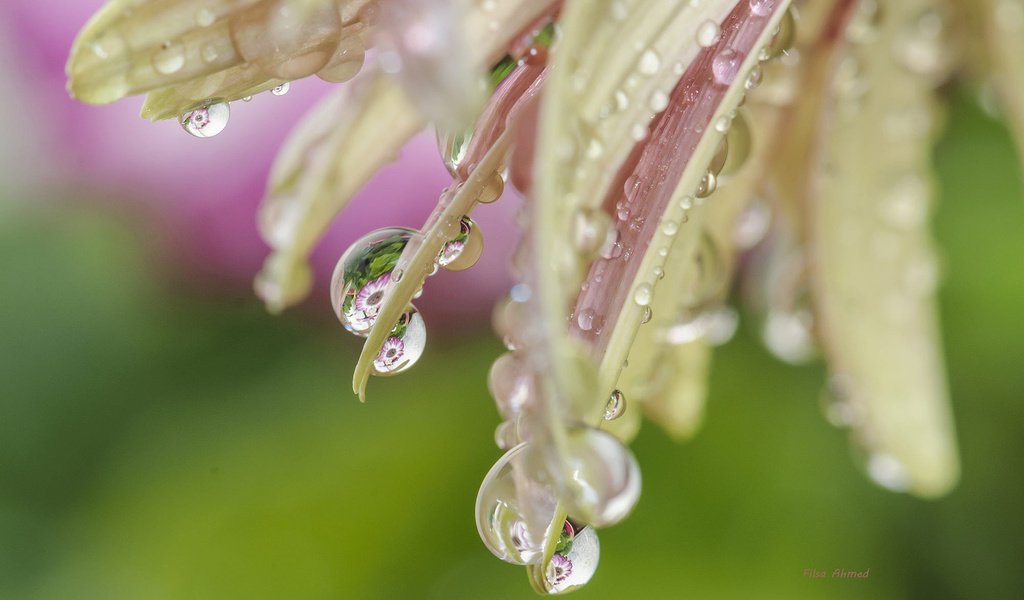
[371,305,426,376]
[661,220,679,236]
[577,308,597,331]
[196,8,215,27]
[152,41,185,75]
[242,96,253,102]
[604,390,626,420]
[271,82,291,96]
[696,20,720,47]
[633,283,653,306]
[712,48,743,85]
[488,353,531,417]
[640,306,653,324]
[573,209,612,258]
[438,216,484,271]
[879,175,929,229]
[598,229,621,260]
[764,8,796,58]
[763,308,816,364]
[476,444,556,565]
[649,90,669,112]
[437,128,473,175]
[180,101,230,138]
[331,227,416,335]
[201,44,219,63]
[749,0,778,17]
[557,428,641,527]
[866,453,910,492]
[630,122,649,141]
[536,522,600,594]
[696,171,718,197]
[733,199,772,249]
[637,49,660,76]
[744,65,763,90]
[820,375,859,428]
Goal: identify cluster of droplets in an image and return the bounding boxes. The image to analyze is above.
[166,0,373,139]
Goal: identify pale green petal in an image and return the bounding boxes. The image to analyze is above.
[808,0,958,498]
[254,71,424,313]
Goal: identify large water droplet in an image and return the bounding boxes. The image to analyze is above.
[557,428,641,528]
[372,305,426,376]
[271,82,291,96]
[438,216,483,271]
[476,444,557,565]
[180,101,230,138]
[331,227,416,335]
[712,48,743,85]
[538,521,600,594]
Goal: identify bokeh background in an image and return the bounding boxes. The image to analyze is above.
[2,3,1023,599]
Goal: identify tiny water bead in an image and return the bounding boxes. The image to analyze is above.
[271,82,291,96]
[604,389,626,421]
[476,444,557,565]
[438,216,484,271]
[372,305,426,376]
[180,101,230,138]
[331,227,416,335]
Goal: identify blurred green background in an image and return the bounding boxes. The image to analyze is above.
[2,94,1023,600]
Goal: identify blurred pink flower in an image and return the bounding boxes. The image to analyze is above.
[0,0,513,326]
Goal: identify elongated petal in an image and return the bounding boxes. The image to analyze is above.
[255,70,424,312]
[68,0,374,106]
[971,0,1024,174]
[808,0,959,497]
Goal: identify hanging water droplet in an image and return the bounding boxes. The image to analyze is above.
[744,65,763,90]
[556,428,641,527]
[437,127,473,176]
[749,0,778,17]
[372,305,427,376]
[696,171,718,198]
[271,82,291,96]
[476,444,557,565]
[152,41,185,75]
[640,306,653,324]
[866,453,910,492]
[180,100,230,138]
[242,96,253,102]
[577,308,597,332]
[696,20,721,47]
[712,48,743,85]
[604,390,626,420]
[438,216,484,271]
[331,227,416,335]
[535,521,600,594]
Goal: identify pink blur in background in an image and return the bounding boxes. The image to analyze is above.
[0,0,516,329]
